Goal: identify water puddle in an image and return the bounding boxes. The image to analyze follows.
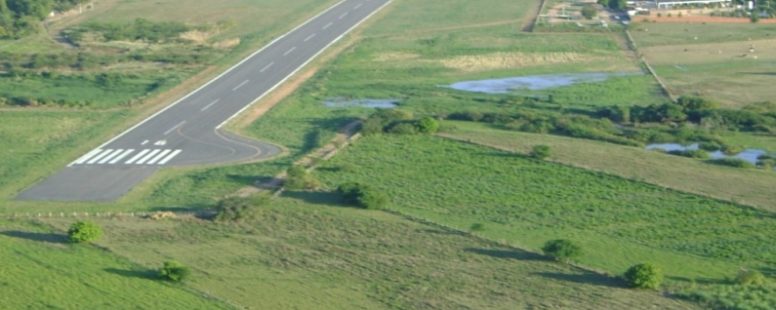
[323,98,398,109]
[646,143,769,165]
[448,72,638,94]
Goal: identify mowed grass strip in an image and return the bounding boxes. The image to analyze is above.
[41,202,695,309]
[315,134,776,281]
[439,121,776,211]
[0,220,227,309]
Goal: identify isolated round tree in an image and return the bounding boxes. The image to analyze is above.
[67,221,102,243]
[160,260,191,282]
[624,263,663,289]
[542,239,582,262]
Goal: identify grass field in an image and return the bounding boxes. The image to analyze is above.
[439,121,776,211]
[314,134,776,282]
[35,200,695,309]
[0,219,226,309]
[631,23,776,107]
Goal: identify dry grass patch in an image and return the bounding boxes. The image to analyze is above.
[440,52,602,72]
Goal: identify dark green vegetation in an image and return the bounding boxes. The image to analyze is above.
[66,220,101,243]
[542,239,582,262]
[0,0,88,38]
[336,182,389,210]
[624,263,663,289]
[159,260,191,282]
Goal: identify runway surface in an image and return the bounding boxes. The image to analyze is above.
[17,0,391,201]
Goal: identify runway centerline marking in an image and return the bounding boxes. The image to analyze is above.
[323,22,333,30]
[354,3,363,9]
[164,121,186,136]
[339,12,349,19]
[232,80,250,91]
[304,33,317,42]
[260,62,274,73]
[283,46,297,56]
[201,99,220,112]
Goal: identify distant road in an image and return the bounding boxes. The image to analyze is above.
[18,0,392,201]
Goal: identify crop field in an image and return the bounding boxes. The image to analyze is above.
[439,121,776,211]
[35,200,694,309]
[631,23,776,107]
[315,135,776,281]
[0,219,226,309]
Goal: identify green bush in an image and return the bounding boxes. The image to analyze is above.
[67,221,102,243]
[667,149,709,159]
[735,269,766,286]
[469,223,485,232]
[386,122,419,135]
[417,116,440,134]
[215,196,266,222]
[284,166,321,190]
[530,145,551,160]
[337,182,389,210]
[541,239,582,262]
[624,263,663,289]
[581,5,598,19]
[159,260,190,282]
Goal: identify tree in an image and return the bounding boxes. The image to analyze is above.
[159,260,190,282]
[284,166,320,190]
[214,196,266,222]
[735,269,766,285]
[67,221,102,243]
[542,239,582,262]
[337,182,389,210]
[417,116,440,134]
[530,145,551,160]
[624,263,663,289]
[607,0,626,10]
[581,5,597,19]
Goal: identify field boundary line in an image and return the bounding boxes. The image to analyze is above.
[624,29,676,102]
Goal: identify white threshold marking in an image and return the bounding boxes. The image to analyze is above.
[283,46,297,56]
[339,12,349,19]
[157,149,182,165]
[146,149,172,165]
[97,149,125,164]
[260,62,274,73]
[233,80,250,91]
[304,33,317,42]
[164,121,186,136]
[202,99,220,112]
[109,149,135,164]
[72,149,104,165]
[135,149,161,165]
[86,149,114,164]
[141,140,149,146]
[124,149,151,164]
[354,3,363,9]
[323,22,333,30]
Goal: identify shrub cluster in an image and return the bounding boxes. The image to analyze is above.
[0,0,89,39]
[362,109,440,135]
[284,166,321,190]
[337,182,389,210]
[159,260,190,282]
[214,196,266,222]
[64,18,190,43]
[67,221,102,243]
[541,239,582,262]
[623,263,663,289]
[707,158,755,169]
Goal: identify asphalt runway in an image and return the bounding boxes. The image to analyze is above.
[17,0,391,201]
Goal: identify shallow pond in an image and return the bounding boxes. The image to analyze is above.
[646,143,769,165]
[448,72,637,94]
[323,98,398,109]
